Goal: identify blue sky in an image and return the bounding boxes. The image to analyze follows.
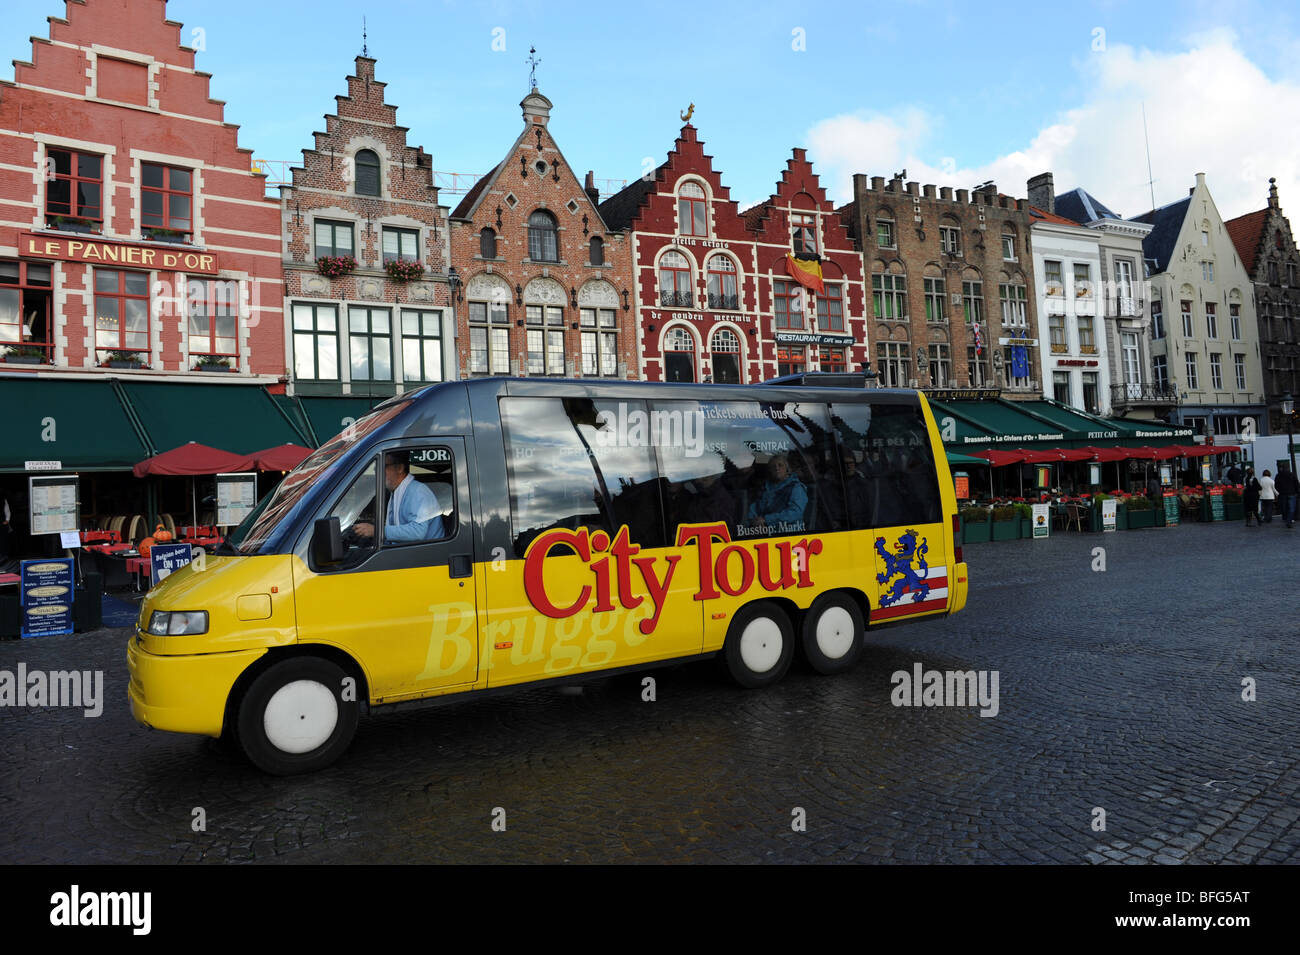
[5,0,1300,219]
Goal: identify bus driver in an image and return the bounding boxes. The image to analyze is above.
[354,451,445,542]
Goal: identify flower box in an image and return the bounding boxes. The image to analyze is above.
[990,507,1020,540]
[1126,508,1156,529]
[316,255,358,279]
[1224,500,1244,521]
[2,355,43,365]
[107,361,143,369]
[384,258,425,283]
[960,510,990,543]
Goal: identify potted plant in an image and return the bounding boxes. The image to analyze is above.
[1126,492,1155,529]
[47,214,98,234]
[1,345,47,365]
[990,504,1020,540]
[101,349,145,370]
[316,254,357,279]
[959,505,990,543]
[1015,501,1034,538]
[142,225,189,243]
[193,355,233,372]
[383,258,424,283]
[1222,486,1244,521]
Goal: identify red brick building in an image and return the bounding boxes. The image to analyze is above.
[448,88,636,379]
[281,55,452,401]
[598,124,866,383]
[0,0,282,379]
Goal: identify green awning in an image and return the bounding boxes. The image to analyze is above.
[929,398,1075,450]
[1098,417,1197,446]
[0,378,150,472]
[296,396,389,447]
[120,382,311,455]
[945,451,989,466]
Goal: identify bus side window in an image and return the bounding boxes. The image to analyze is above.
[378,447,457,546]
[831,402,942,528]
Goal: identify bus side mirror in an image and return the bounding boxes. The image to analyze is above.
[312,517,344,565]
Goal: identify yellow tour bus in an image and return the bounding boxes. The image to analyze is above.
[128,376,968,773]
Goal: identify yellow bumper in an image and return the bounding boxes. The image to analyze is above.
[950,561,969,615]
[127,636,266,738]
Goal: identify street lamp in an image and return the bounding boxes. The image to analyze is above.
[1284,391,1296,478]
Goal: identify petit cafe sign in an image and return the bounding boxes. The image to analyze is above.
[20,232,219,275]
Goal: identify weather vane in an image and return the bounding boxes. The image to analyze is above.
[681,103,695,122]
[362,16,368,57]
[527,46,541,90]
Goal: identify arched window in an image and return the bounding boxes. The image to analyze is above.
[480,227,497,260]
[710,327,741,384]
[355,149,380,197]
[664,326,696,382]
[527,210,558,262]
[658,250,693,308]
[589,235,604,266]
[706,255,738,309]
[678,181,707,236]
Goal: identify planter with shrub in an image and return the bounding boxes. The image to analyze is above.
[990,505,1020,540]
[959,506,990,543]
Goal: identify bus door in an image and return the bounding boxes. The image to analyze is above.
[294,437,481,702]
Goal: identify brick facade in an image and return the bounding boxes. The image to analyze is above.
[843,175,1042,396]
[600,125,865,384]
[1226,179,1300,433]
[0,0,282,377]
[448,89,636,380]
[281,55,451,397]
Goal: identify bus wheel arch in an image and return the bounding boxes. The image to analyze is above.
[225,646,367,775]
[723,600,795,689]
[800,589,866,675]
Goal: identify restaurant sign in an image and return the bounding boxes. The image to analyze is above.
[20,232,219,275]
[926,388,1002,401]
[773,331,855,346]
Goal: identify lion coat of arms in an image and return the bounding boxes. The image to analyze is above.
[875,530,930,607]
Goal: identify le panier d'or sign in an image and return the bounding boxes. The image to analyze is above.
[20,232,218,275]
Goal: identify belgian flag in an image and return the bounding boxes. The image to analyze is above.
[786,253,825,295]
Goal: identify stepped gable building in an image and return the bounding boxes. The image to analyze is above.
[841,175,1041,396]
[0,0,282,377]
[1129,173,1265,438]
[448,88,635,380]
[281,55,452,403]
[599,123,864,383]
[1225,179,1300,433]
[1047,180,1165,421]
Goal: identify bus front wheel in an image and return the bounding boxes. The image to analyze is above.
[724,601,794,689]
[237,657,359,775]
[801,592,865,675]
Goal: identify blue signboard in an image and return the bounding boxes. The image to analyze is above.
[20,558,74,639]
[150,543,194,587]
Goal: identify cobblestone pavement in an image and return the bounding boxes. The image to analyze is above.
[1,522,1297,864]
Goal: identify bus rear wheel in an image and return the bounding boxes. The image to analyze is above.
[724,601,794,689]
[801,592,865,675]
[237,657,359,775]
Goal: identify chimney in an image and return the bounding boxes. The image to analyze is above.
[1191,171,1206,195]
[584,170,599,204]
[940,186,953,201]
[1027,172,1055,214]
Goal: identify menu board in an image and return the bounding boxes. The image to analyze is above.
[28,475,79,536]
[954,472,969,500]
[1163,491,1180,526]
[21,558,74,638]
[1031,503,1050,538]
[216,472,257,527]
[1101,499,1117,532]
[1209,487,1225,521]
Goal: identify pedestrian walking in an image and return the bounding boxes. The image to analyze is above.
[1226,463,1244,485]
[1275,462,1300,528]
[1258,469,1277,524]
[1243,468,1261,526]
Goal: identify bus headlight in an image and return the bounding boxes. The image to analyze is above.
[147,611,209,635]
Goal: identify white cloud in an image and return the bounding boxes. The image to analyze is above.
[807,33,1300,222]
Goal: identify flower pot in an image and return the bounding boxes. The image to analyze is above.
[1224,500,1243,521]
[108,361,142,369]
[991,517,1019,541]
[2,355,43,364]
[1126,508,1155,529]
[962,519,990,543]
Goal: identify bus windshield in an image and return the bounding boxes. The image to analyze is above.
[233,401,411,554]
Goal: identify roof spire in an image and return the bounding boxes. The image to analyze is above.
[362,16,368,57]
[527,46,541,91]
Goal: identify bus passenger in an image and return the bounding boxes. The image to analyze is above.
[678,470,738,527]
[354,451,445,542]
[747,453,808,530]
